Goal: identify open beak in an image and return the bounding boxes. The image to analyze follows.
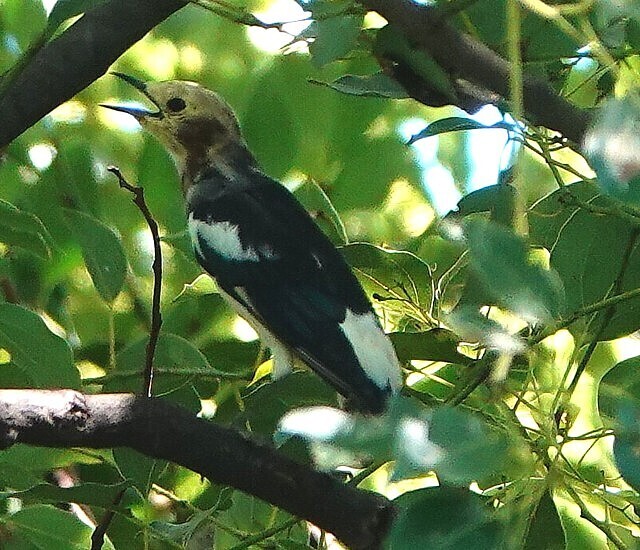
[100,72,163,119]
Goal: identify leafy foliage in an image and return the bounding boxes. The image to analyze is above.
[1,0,640,548]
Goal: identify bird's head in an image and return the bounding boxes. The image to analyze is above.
[102,73,246,178]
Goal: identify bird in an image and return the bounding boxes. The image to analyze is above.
[102,72,402,413]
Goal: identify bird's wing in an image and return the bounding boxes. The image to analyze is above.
[188,176,400,412]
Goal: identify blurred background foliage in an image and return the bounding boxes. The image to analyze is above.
[2,0,640,548]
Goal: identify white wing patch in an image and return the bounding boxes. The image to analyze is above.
[188,214,277,261]
[340,310,402,391]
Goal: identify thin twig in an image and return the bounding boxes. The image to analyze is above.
[108,166,162,398]
[90,488,127,550]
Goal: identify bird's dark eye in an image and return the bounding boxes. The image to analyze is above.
[166,97,186,112]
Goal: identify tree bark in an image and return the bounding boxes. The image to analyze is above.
[0,389,393,550]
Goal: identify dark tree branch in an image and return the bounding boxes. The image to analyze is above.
[0,0,187,147]
[0,0,592,148]
[0,389,394,550]
[108,167,162,397]
[361,0,592,145]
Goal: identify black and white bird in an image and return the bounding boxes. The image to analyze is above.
[103,73,402,413]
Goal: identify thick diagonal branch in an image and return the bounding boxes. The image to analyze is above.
[361,0,591,144]
[0,389,393,550]
[0,0,187,147]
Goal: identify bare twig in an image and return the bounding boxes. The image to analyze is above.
[90,487,127,550]
[107,167,162,397]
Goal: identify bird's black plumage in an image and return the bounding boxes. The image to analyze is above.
[187,166,392,412]
[102,76,402,413]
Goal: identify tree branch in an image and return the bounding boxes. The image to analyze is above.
[0,389,393,550]
[361,0,591,145]
[0,0,187,147]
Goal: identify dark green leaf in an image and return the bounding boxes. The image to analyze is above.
[409,118,513,144]
[0,303,79,388]
[451,184,518,227]
[599,356,640,419]
[375,24,457,104]
[386,487,504,549]
[531,185,640,340]
[113,448,167,497]
[389,329,469,364]
[109,333,216,411]
[613,401,640,493]
[311,72,409,99]
[524,492,565,550]
[0,481,129,508]
[309,14,362,67]
[65,209,127,303]
[0,199,51,258]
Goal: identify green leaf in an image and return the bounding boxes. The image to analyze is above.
[428,407,510,485]
[613,401,640,493]
[172,274,219,304]
[0,199,52,258]
[0,481,129,508]
[530,184,640,340]
[524,492,566,550]
[599,356,640,419]
[5,505,93,549]
[386,487,504,549]
[309,14,363,67]
[65,209,127,303]
[109,333,216,411]
[113,448,167,498]
[0,303,79,388]
[311,72,409,99]
[464,219,565,324]
[450,184,518,227]
[409,117,514,144]
[389,329,469,364]
[341,243,433,322]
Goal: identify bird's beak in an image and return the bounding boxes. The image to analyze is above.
[100,72,163,119]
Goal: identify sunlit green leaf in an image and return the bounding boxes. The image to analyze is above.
[0,303,79,388]
[5,505,93,549]
[341,242,433,322]
[464,219,565,324]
